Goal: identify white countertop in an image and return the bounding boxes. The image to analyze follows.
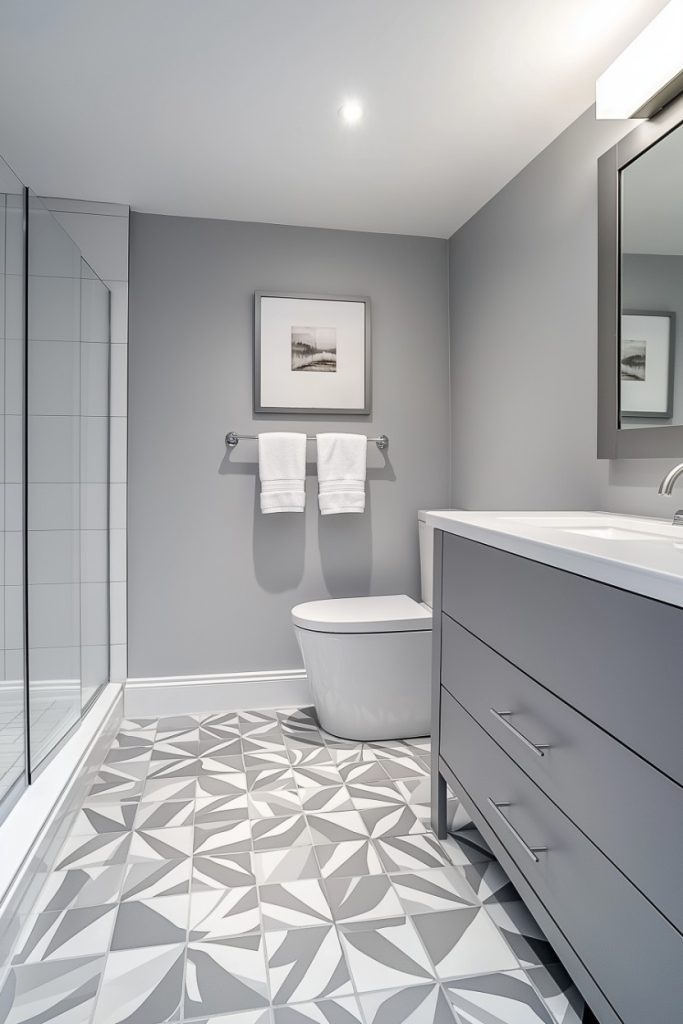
[422,510,683,608]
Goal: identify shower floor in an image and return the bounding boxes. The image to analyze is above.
[0,706,593,1023]
[0,686,81,805]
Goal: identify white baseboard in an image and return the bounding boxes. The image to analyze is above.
[0,683,123,965]
[124,669,311,718]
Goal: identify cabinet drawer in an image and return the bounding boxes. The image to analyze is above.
[441,532,683,785]
[439,689,683,1024]
[441,614,683,933]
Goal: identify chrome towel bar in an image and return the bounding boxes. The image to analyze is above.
[226,432,388,450]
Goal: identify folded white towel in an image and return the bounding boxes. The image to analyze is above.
[258,433,307,513]
[316,433,367,515]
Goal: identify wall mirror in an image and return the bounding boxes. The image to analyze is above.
[598,92,683,458]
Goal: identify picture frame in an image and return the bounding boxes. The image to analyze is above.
[620,311,675,420]
[254,290,371,414]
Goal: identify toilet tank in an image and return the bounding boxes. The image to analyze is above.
[418,513,434,608]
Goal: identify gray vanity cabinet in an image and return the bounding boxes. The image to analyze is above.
[432,531,683,1024]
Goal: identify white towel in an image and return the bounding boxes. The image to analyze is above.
[258,433,307,513]
[316,433,367,515]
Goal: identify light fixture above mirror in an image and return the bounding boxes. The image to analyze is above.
[596,0,683,120]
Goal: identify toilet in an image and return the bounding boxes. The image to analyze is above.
[291,513,433,741]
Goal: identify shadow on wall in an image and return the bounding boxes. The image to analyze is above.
[218,447,395,597]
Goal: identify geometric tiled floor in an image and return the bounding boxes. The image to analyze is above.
[0,707,596,1024]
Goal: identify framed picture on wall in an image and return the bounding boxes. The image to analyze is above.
[620,311,675,419]
[254,291,371,414]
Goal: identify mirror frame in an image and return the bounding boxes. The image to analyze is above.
[597,91,683,458]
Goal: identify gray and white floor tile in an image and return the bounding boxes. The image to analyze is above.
[194,1011,271,1024]
[56,831,132,871]
[111,895,189,951]
[259,880,332,931]
[391,867,478,915]
[121,859,192,901]
[253,848,320,886]
[460,858,519,905]
[339,917,434,992]
[375,833,452,873]
[271,998,362,1023]
[193,853,256,891]
[248,790,303,819]
[127,827,193,863]
[30,865,125,915]
[299,787,352,814]
[135,800,195,830]
[338,762,387,787]
[306,811,368,844]
[378,757,429,781]
[94,942,185,1023]
[359,984,456,1024]
[189,887,260,940]
[346,781,404,810]
[193,820,252,857]
[71,802,138,836]
[413,907,519,980]
[13,904,116,963]
[526,964,593,1024]
[0,955,105,1024]
[141,777,197,804]
[443,969,555,1024]
[360,804,425,839]
[324,875,403,924]
[185,936,269,1018]
[486,901,561,969]
[266,925,352,1004]
[439,826,493,867]
[247,768,296,793]
[292,766,343,790]
[252,815,311,851]
[239,710,281,732]
[196,793,250,825]
[0,707,593,1024]
[315,840,383,880]
[196,772,248,799]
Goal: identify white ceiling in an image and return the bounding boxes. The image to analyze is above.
[0,0,670,238]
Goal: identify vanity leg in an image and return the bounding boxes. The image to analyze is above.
[432,769,447,839]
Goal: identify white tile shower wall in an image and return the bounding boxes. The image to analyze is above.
[43,199,129,684]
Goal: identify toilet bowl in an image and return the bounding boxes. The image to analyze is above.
[291,514,434,741]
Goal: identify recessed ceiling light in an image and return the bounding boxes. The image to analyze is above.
[338,99,363,126]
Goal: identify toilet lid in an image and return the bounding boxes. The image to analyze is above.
[291,594,432,634]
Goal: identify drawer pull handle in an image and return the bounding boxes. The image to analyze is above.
[487,798,548,864]
[490,709,550,758]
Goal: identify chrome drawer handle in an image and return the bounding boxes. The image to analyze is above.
[490,709,550,758]
[487,798,548,864]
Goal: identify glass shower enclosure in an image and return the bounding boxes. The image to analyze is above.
[0,158,27,812]
[0,166,111,818]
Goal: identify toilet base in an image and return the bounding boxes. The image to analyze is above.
[294,626,431,742]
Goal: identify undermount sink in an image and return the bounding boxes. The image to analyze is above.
[563,526,669,541]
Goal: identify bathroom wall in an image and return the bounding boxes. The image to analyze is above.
[42,199,129,684]
[447,106,680,519]
[128,214,450,679]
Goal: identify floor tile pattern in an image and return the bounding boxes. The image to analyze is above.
[0,707,597,1024]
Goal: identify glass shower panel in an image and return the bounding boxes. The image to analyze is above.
[0,159,26,813]
[27,192,81,770]
[80,258,110,708]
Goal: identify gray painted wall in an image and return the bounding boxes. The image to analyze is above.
[128,214,450,677]
[448,106,682,520]
[621,253,683,425]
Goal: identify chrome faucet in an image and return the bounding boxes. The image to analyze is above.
[658,463,683,525]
